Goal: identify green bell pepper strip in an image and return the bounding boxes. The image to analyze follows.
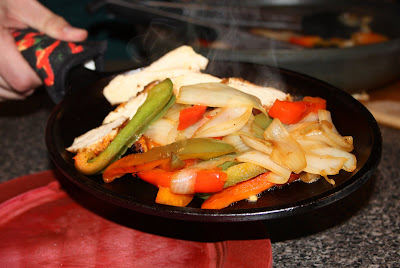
[196,162,267,199]
[223,162,267,188]
[252,113,273,138]
[102,138,236,182]
[74,78,174,175]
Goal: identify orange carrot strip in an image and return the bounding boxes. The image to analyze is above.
[178,105,207,130]
[201,172,274,209]
[155,187,194,207]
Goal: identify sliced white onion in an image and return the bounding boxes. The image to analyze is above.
[264,119,306,173]
[193,107,252,138]
[177,82,266,114]
[303,152,347,176]
[167,124,179,144]
[236,150,291,180]
[296,139,331,150]
[144,118,176,146]
[286,121,320,135]
[318,109,339,134]
[240,133,273,155]
[222,134,252,153]
[170,168,198,194]
[271,139,307,173]
[308,147,357,172]
[265,172,289,184]
[205,107,223,118]
[179,117,209,139]
[296,129,343,149]
[163,103,190,122]
[239,114,255,135]
[263,118,291,140]
[299,111,319,123]
[321,120,353,152]
[300,172,321,183]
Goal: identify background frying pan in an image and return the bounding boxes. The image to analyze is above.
[45,61,382,222]
[88,0,400,93]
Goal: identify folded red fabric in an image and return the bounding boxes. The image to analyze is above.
[0,171,272,267]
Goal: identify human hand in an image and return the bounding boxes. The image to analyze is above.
[0,0,88,100]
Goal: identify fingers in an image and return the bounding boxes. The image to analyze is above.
[0,75,35,101]
[0,27,42,96]
[10,0,87,42]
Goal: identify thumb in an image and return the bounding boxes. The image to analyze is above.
[12,0,87,42]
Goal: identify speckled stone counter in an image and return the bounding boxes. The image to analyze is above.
[1,89,399,267]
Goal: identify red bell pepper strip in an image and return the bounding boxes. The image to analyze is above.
[103,157,172,183]
[268,97,327,125]
[137,168,173,188]
[268,100,308,125]
[352,32,388,45]
[155,187,194,207]
[302,96,326,113]
[201,172,274,209]
[289,36,322,48]
[177,105,207,130]
[137,168,227,194]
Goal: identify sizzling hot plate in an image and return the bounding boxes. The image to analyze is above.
[45,61,382,222]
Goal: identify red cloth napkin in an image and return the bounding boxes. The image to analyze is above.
[0,171,272,267]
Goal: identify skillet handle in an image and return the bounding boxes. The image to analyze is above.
[14,28,107,103]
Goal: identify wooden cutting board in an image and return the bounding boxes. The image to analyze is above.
[358,80,400,129]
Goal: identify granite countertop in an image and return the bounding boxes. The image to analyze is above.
[0,89,399,267]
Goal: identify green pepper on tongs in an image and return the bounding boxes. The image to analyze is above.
[74,78,175,175]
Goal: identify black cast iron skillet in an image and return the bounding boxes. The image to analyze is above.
[45,61,382,222]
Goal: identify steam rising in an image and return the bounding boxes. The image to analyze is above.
[125,2,292,92]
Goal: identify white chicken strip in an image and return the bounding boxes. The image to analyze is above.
[103,68,197,105]
[68,90,149,153]
[67,116,127,154]
[103,46,209,105]
[145,45,208,72]
[103,92,148,124]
